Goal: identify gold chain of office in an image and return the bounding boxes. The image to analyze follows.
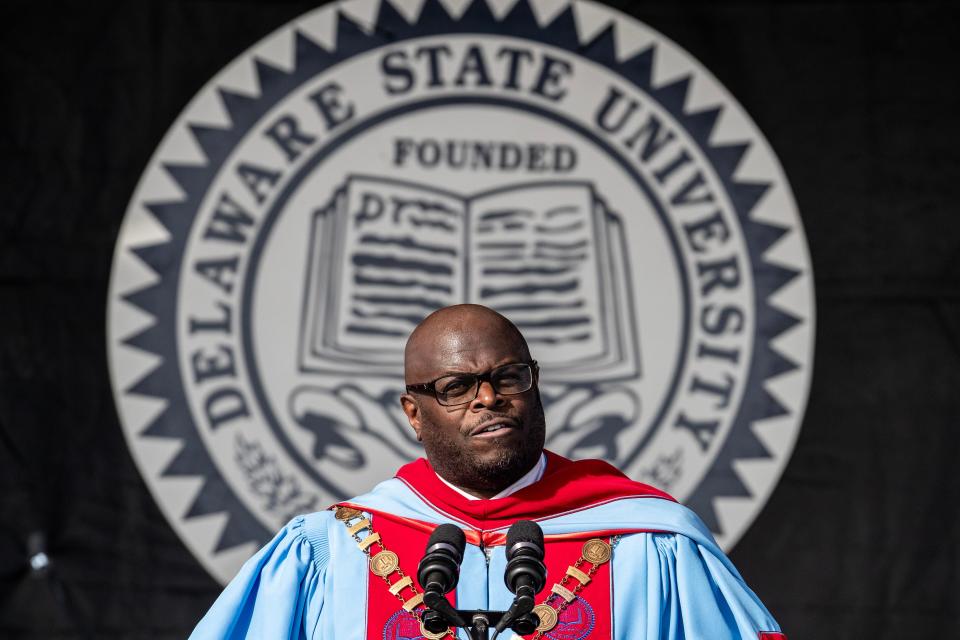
[334,505,613,638]
[335,505,453,639]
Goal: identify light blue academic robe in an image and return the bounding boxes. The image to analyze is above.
[189,468,783,640]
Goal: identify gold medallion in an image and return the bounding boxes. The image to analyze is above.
[369,550,399,577]
[419,619,449,639]
[335,506,362,521]
[533,604,558,632]
[581,538,612,565]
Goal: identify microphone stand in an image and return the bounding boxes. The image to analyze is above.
[422,595,540,640]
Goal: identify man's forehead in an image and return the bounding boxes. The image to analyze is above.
[404,306,527,381]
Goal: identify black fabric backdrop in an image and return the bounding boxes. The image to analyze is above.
[1,1,958,638]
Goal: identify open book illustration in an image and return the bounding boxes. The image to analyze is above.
[298,175,640,384]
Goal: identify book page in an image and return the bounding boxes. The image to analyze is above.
[301,187,343,371]
[467,183,607,367]
[333,176,466,354]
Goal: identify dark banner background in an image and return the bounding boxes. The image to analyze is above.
[1,1,958,638]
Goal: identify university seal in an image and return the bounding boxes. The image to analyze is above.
[107,0,815,582]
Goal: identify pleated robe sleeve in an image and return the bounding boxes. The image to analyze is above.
[189,514,329,640]
[613,532,783,640]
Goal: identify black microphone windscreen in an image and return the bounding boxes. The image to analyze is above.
[419,524,466,597]
[506,520,543,550]
[426,523,466,555]
[497,521,548,634]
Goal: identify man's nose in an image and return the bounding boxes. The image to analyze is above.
[471,380,504,409]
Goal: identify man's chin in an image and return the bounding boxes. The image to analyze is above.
[422,414,545,493]
[470,444,536,478]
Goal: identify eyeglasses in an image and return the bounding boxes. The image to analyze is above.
[405,361,538,406]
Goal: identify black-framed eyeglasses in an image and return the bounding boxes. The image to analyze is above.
[405,361,538,407]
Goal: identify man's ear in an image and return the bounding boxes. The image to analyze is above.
[400,394,423,442]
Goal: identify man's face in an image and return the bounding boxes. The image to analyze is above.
[401,323,546,496]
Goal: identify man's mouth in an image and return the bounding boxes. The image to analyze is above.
[469,418,520,438]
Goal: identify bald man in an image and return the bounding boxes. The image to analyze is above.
[400,305,546,500]
[191,305,786,640]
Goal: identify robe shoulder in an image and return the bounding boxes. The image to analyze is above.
[610,504,783,640]
[188,511,336,640]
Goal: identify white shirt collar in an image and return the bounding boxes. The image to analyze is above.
[436,453,546,500]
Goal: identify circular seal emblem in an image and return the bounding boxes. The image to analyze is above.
[580,539,611,565]
[544,598,595,640]
[371,549,401,576]
[107,0,814,583]
[382,610,436,640]
[534,603,559,632]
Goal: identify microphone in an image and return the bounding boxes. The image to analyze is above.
[417,524,467,629]
[494,520,547,636]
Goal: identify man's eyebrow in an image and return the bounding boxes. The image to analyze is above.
[435,369,475,377]
[437,361,526,376]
